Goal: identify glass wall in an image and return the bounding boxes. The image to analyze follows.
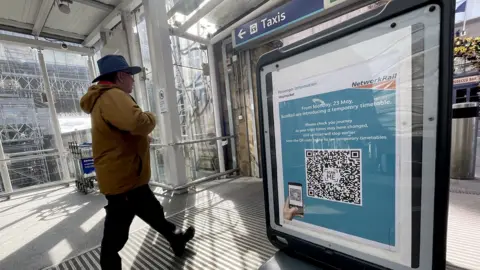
[0,40,92,192]
[0,3,229,192]
[43,50,93,180]
[134,5,224,183]
[42,50,92,140]
[134,16,166,183]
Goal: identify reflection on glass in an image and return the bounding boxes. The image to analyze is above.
[182,142,220,181]
[135,11,221,184]
[0,42,92,191]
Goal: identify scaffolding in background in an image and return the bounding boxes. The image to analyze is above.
[0,43,91,191]
[135,15,219,182]
[171,35,218,180]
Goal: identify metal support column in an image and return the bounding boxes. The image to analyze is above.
[246,50,259,177]
[222,41,237,169]
[99,30,109,51]
[142,0,188,188]
[121,10,161,183]
[121,11,149,110]
[87,55,96,81]
[37,49,70,181]
[173,36,198,179]
[0,138,12,192]
[208,44,226,173]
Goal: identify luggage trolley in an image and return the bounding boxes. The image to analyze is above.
[68,142,96,194]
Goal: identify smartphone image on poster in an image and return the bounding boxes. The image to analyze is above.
[288,182,304,215]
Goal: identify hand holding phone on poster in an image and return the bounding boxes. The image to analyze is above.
[285,182,305,221]
[284,197,304,221]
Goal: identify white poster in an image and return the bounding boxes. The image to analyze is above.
[271,25,413,266]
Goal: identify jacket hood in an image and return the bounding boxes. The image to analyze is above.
[80,84,117,114]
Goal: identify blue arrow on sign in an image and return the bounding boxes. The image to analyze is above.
[233,0,326,47]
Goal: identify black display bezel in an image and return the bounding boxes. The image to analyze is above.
[256,1,454,269]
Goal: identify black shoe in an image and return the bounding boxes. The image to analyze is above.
[184,226,195,242]
[171,226,195,257]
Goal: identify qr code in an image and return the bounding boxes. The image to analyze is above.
[305,149,362,205]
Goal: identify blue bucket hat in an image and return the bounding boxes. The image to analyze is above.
[92,55,142,83]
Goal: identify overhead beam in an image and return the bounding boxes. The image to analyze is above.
[0,32,93,54]
[0,18,86,41]
[82,0,142,47]
[0,24,85,44]
[82,11,120,47]
[125,2,210,45]
[166,2,182,18]
[176,0,224,33]
[72,0,115,12]
[137,0,179,19]
[32,0,55,36]
[170,27,209,44]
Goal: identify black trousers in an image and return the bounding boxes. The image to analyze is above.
[100,184,177,269]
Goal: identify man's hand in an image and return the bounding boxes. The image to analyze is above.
[283,197,301,221]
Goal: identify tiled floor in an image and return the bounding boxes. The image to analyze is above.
[44,187,276,270]
[1,177,480,270]
[446,191,480,270]
[0,178,261,270]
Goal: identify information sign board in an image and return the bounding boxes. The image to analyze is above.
[81,158,95,174]
[453,75,480,85]
[233,0,325,48]
[257,1,454,269]
[159,88,167,113]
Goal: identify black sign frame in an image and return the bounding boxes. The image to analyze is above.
[256,0,454,269]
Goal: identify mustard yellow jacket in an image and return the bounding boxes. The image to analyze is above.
[80,84,156,195]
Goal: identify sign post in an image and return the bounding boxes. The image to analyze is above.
[232,0,377,49]
[233,0,325,48]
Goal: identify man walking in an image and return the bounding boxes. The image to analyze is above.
[80,55,194,269]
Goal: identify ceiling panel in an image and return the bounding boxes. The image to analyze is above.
[204,0,265,28]
[98,0,122,5]
[0,0,42,24]
[44,2,108,35]
[172,0,205,15]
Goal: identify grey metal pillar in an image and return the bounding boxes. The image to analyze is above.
[207,44,226,173]
[121,11,149,110]
[121,10,162,183]
[450,102,479,180]
[87,55,96,81]
[246,50,259,177]
[221,40,237,169]
[37,49,71,181]
[0,137,12,192]
[142,0,188,188]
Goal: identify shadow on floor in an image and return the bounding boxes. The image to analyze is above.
[447,261,471,270]
[0,189,107,270]
[1,178,264,270]
[129,180,274,270]
[0,186,65,213]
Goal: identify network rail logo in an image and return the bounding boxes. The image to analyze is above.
[351,73,398,90]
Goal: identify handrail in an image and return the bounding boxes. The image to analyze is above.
[0,169,238,199]
[150,168,238,191]
[174,135,233,146]
[0,152,66,163]
[7,148,57,157]
[150,135,233,148]
[0,179,75,199]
